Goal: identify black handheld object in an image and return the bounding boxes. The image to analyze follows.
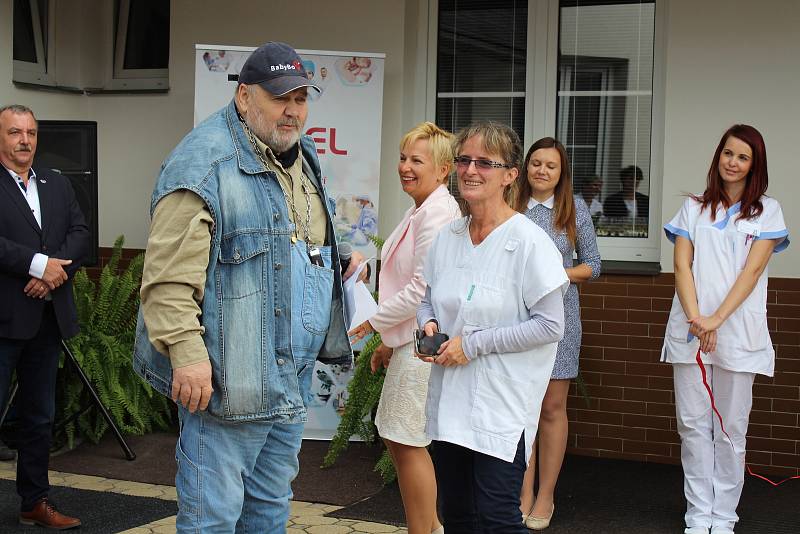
[308,244,324,267]
[338,242,353,273]
[414,329,449,356]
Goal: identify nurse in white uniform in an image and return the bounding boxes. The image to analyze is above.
[662,124,789,534]
[416,121,569,533]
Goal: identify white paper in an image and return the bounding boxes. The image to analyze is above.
[343,260,378,330]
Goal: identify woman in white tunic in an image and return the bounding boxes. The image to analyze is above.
[416,122,569,533]
[348,122,459,534]
[662,124,789,534]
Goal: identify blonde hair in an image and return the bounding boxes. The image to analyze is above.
[400,121,454,183]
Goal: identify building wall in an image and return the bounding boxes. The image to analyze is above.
[3,0,798,470]
[0,0,412,249]
[660,0,799,277]
[2,0,796,273]
[569,274,799,477]
[572,0,800,474]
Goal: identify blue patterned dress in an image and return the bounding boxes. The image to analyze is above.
[525,197,601,379]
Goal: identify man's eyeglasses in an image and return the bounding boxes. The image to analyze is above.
[454,156,511,170]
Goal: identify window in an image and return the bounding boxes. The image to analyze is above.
[12,0,55,85]
[12,0,169,92]
[435,0,528,141]
[557,1,656,245]
[111,0,170,90]
[433,0,664,262]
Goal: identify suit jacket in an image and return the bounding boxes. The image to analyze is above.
[0,166,89,340]
[368,185,460,347]
[602,191,649,219]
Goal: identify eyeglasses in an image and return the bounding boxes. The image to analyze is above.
[453,156,511,170]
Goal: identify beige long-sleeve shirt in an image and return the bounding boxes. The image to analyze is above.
[140,140,326,369]
[140,190,213,368]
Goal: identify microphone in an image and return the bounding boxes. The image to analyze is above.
[338,242,353,274]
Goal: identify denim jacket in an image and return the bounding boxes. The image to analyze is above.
[133,100,352,422]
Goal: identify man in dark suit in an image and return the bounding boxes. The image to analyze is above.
[0,104,88,530]
[602,165,650,220]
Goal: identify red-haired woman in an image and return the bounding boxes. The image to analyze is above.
[662,125,789,534]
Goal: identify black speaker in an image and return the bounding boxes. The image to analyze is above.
[34,121,99,266]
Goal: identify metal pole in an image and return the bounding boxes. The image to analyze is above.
[61,340,136,461]
[0,382,18,428]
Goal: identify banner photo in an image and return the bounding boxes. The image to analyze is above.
[194,44,385,439]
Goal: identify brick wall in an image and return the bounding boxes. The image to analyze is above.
[569,273,800,478]
[99,247,799,476]
[85,246,145,280]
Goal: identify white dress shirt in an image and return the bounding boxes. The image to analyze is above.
[527,195,555,210]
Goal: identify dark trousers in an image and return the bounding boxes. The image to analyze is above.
[433,435,528,534]
[0,304,62,511]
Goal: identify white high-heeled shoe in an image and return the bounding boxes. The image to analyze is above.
[524,504,554,531]
[684,527,709,534]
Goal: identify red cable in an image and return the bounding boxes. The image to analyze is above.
[695,349,799,486]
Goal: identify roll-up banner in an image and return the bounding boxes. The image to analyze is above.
[194,45,385,439]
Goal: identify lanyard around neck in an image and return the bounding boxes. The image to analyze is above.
[242,121,313,245]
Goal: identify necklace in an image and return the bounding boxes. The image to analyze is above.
[242,121,325,266]
[242,121,314,243]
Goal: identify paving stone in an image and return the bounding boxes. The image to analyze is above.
[150,524,177,534]
[159,486,178,500]
[11,466,404,534]
[350,522,398,533]
[306,525,354,533]
[293,514,340,526]
[291,504,328,516]
[321,504,343,513]
[120,486,169,498]
[61,473,107,484]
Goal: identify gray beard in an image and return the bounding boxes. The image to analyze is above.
[244,114,301,154]
[263,128,300,154]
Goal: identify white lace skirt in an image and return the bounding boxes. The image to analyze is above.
[374,341,432,447]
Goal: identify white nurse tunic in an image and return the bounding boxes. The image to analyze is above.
[662,196,789,376]
[422,214,569,463]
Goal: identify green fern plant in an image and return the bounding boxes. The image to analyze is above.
[323,234,398,483]
[55,236,173,448]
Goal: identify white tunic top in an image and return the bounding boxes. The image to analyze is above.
[422,214,569,462]
[661,196,789,376]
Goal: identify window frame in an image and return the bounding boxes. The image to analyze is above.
[110,0,169,90]
[427,0,667,263]
[12,0,56,86]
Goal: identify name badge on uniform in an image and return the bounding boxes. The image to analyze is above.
[737,220,760,237]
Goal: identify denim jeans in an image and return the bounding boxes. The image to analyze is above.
[175,406,304,533]
[173,242,331,533]
[0,304,61,511]
[433,435,528,533]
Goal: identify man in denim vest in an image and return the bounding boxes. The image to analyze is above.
[134,42,359,532]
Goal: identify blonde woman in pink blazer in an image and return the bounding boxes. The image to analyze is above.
[349,122,459,534]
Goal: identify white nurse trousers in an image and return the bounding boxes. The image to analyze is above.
[673,362,755,531]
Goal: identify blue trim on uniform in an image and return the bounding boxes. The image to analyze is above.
[755,230,790,253]
[711,201,741,230]
[664,224,691,244]
[756,229,788,240]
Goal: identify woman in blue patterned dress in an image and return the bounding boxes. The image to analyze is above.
[516,137,601,530]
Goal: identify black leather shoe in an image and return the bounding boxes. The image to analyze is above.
[0,440,15,461]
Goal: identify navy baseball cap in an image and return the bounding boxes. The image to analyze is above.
[238,42,320,96]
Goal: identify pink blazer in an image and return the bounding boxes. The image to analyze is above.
[369,185,460,347]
